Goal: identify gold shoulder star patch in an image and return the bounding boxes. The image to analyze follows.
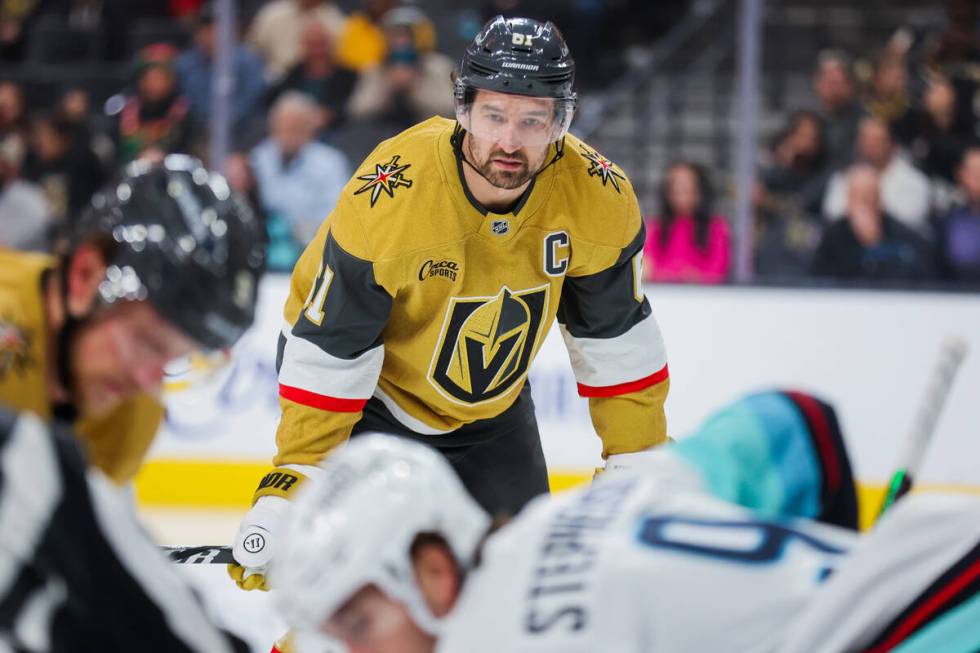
[0,318,33,380]
[580,145,626,193]
[353,155,413,207]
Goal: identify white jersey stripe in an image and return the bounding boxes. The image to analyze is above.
[0,415,61,597]
[373,386,453,435]
[559,312,668,389]
[279,320,384,400]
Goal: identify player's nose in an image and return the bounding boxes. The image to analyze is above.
[132,358,166,394]
[495,125,523,153]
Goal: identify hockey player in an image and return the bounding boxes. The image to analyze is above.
[274,391,980,653]
[0,155,265,483]
[230,15,670,594]
[0,406,251,652]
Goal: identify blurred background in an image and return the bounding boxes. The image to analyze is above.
[3,2,976,648]
[1,0,976,289]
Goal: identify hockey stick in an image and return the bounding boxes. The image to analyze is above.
[875,336,969,521]
[163,545,234,564]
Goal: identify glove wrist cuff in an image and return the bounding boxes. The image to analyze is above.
[252,467,312,504]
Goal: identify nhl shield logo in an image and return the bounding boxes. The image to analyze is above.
[491,219,510,235]
[428,285,549,405]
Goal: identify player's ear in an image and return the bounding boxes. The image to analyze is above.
[65,243,108,317]
[411,537,461,618]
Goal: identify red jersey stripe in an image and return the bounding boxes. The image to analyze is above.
[787,391,841,492]
[864,559,980,653]
[577,365,669,398]
[279,383,368,412]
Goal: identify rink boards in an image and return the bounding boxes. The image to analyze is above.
[139,275,980,528]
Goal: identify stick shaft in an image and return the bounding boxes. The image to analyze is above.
[163,545,234,564]
[877,338,968,520]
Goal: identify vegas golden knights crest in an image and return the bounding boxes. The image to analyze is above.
[428,285,549,405]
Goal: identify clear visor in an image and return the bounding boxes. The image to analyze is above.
[455,91,575,148]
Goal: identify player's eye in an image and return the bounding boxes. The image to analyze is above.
[522,117,544,129]
[485,113,505,123]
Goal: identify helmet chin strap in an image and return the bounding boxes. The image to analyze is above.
[451,123,566,189]
[53,263,83,421]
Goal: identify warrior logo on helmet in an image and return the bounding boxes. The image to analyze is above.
[428,285,548,405]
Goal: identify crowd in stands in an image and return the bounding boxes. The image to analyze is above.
[0,0,470,267]
[643,0,980,289]
[0,0,977,291]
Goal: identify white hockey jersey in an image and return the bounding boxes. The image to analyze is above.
[438,391,980,653]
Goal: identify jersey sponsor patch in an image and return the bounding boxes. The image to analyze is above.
[353,155,413,207]
[418,258,460,283]
[580,145,625,193]
[0,318,33,380]
[428,285,549,405]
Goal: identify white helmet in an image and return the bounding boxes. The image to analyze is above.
[273,434,490,635]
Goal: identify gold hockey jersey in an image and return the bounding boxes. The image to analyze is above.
[0,250,164,484]
[275,117,669,466]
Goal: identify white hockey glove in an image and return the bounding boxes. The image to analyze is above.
[228,466,318,591]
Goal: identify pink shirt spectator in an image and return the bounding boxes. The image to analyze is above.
[644,215,731,283]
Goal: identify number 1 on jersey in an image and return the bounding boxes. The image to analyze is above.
[303,263,334,326]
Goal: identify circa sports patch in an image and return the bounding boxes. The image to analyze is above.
[0,318,33,380]
[353,155,414,207]
[579,145,625,193]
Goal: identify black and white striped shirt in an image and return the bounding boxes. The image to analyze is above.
[0,409,249,653]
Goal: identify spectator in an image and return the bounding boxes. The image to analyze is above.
[0,134,52,252]
[893,75,971,185]
[57,86,115,168]
[813,50,865,170]
[226,150,300,272]
[0,81,27,144]
[935,147,980,285]
[266,19,358,135]
[0,0,41,59]
[248,0,346,81]
[107,43,193,164]
[754,180,822,280]
[347,6,455,129]
[24,110,105,225]
[762,110,830,217]
[812,164,934,283]
[251,92,349,248]
[927,0,980,74]
[644,162,730,284]
[335,0,399,72]
[176,3,266,149]
[822,117,932,235]
[863,51,912,126]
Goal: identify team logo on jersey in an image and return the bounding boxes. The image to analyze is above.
[428,285,549,405]
[580,145,625,193]
[353,155,413,207]
[0,318,33,381]
[418,258,460,283]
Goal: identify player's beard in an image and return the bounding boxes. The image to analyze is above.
[466,138,545,190]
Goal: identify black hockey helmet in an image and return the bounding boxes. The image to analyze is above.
[455,16,576,146]
[69,155,266,350]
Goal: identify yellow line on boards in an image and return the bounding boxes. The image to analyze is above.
[133,459,979,530]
